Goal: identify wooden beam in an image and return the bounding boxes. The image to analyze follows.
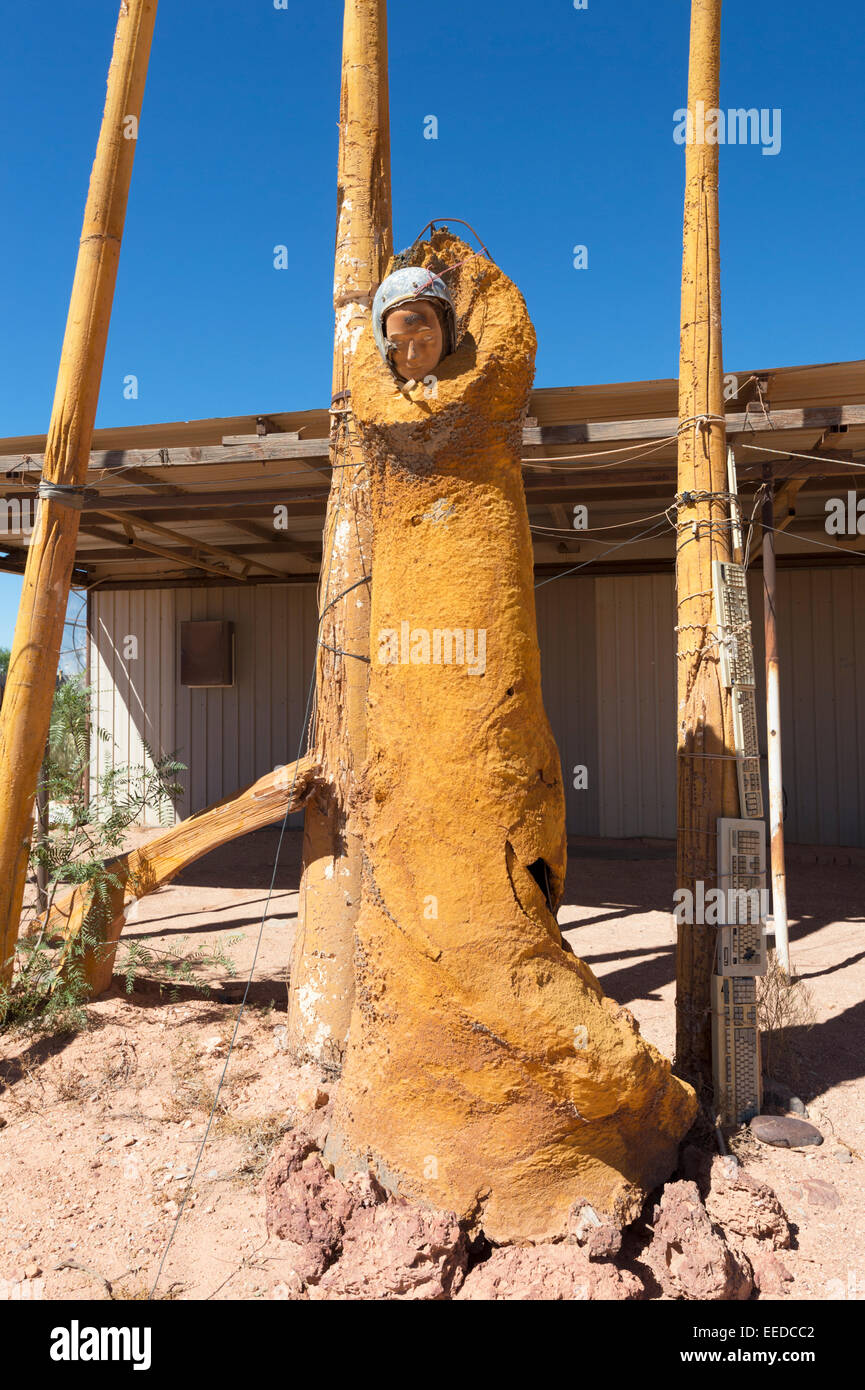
[0,0,159,984]
[79,520,240,577]
[80,498,327,524]
[748,475,805,560]
[4,405,863,480]
[84,573,320,591]
[79,546,865,595]
[74,540,322,563]
[114,525,248,581]
[39,755,321,998]
[97,508,287,579]
[78,463,323,564]
[220,430,301,447]
[0,436,332,474]
[221,517,319,565]
[521,404,865,448]
[0,551,90,584]
[78,487,330,514]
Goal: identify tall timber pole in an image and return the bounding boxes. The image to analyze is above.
[674,0,740,1096]
[287,0,392,1068]
[0,0,159,984]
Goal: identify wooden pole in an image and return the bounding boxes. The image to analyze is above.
[287,0,392,1069]
[674,0,740,1097]
[0,0,159,984]
[762,468,791,973]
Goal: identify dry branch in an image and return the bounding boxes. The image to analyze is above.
[37,755,320,997]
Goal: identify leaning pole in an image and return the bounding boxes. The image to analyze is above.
[673,0,740,1097]
[287,0,392,1067]
[0,0,159,984]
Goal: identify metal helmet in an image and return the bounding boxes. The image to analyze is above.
[372,266,457,371]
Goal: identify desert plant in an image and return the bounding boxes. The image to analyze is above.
[0,676,223,1034]
[757,950,817,1086]
[120,933,242,1002]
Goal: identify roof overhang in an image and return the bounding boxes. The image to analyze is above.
[1,358,862,590]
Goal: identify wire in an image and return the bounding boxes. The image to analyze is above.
[740,442,865,471]
[742,483,769,568]
[761,522,865,560]
[533,517,671,589]
[408,217,492,259]
[148,414,367,1300]
[530,507,672,535]
[147,675,317,1301]
[520,435,677,470]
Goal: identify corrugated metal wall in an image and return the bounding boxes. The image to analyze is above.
[89,590,177,827]
[535,578,599,835]
[594,574,677,837]
[90,585,318,825]
[536,567,865,846]
[91,568,865,845]
[774,567,865,846]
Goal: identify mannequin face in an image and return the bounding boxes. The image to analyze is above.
[384,299,445,381]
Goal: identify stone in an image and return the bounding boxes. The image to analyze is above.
[270,1273,304,1300]
[833,1148,853,1165]
[703,1154,792,1249]
[24,1263,42,1279]
[585,1224,623,1261]
[264,1133,354,1281]
[788,1097,807,1116]
[342,1169,388,1209]
[568,1199,603,1244]
[295,1085,329,1114]
[750,1250,794,1296]
[790,1178,840,1209]
[324,230,698,1245]
[457,1242,642,1301]
[750,1114,823,1148]
[648,1180,753,1301]
[567,1198,624,1259]
[308,1200,468,1301]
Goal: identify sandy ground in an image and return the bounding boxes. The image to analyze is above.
[1,828,863,1301]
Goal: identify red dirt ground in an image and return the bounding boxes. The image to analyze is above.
[1,829,862,1301]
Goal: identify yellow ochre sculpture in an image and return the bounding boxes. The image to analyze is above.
[324,232,697,1244]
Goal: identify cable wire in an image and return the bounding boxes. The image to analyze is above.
[534,517,672,589]
[148,410,366,1300]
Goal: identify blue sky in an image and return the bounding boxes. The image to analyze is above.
[1,0,862,645]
